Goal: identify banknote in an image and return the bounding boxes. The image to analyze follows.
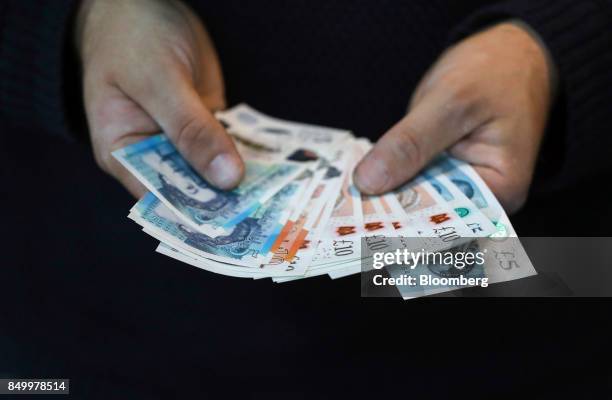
[216,103,352,159]
[356,141,400,237]
[387,218,537,299]
[299,198,401,276]
[269,207,335,283]
[264,152,351,279]
[114,134,308,237]
[269,167,327,261]
[361,195,396,236]
[438,161,538,285]
[319,142,365,239]
[422,170,497,237]
[385,240,488,299]
[293,171,365,271]
[306,195,406,278]
[268,152,347,269]
[274,259,361,283]
[433,156,504,223]
[327,262,365,280]
[386,178,476,252]
[155,243,265,279]
[130,185,298,268]
[271,156,365,282]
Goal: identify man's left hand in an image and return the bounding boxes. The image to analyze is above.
[354,22,555,213]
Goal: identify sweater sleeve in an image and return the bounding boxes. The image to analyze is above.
[450,1,612,193]
[0,1,81,139]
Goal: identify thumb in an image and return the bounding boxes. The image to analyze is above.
[354,95,473,195]
[131,70,244,190]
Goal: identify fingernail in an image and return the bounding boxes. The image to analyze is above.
[205,153,243,189]
[354,155,390,194]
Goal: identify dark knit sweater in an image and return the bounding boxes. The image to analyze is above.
[1,1,611,194]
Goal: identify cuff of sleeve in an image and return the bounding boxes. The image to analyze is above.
[449,1,612,191]
[0,1,82,139]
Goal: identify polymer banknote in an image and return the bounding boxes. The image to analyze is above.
[130,185,297,270]
[114,134,310,237]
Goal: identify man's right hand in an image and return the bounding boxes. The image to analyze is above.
[76,0,244,197]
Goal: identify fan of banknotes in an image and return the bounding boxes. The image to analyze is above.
[114,104,536,298]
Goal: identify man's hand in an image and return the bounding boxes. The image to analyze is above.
[354,22,555,213]
[77,0,244,197]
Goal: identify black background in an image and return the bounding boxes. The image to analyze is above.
[1,124,611,399]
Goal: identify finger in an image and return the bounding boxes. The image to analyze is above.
[127,68,244,190]
[447,138,498,167]
[354,93,483,195]
[84,81,159,198]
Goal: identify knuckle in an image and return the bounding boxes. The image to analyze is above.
[393,128,423,170]
[438,73,465,98]
[438,74,478,121]
[172,115,222,171]
[174,116,210,153]
[446,88,473,116]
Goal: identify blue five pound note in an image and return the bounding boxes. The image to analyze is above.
[113,134,303,237]
[134,183,297,265]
